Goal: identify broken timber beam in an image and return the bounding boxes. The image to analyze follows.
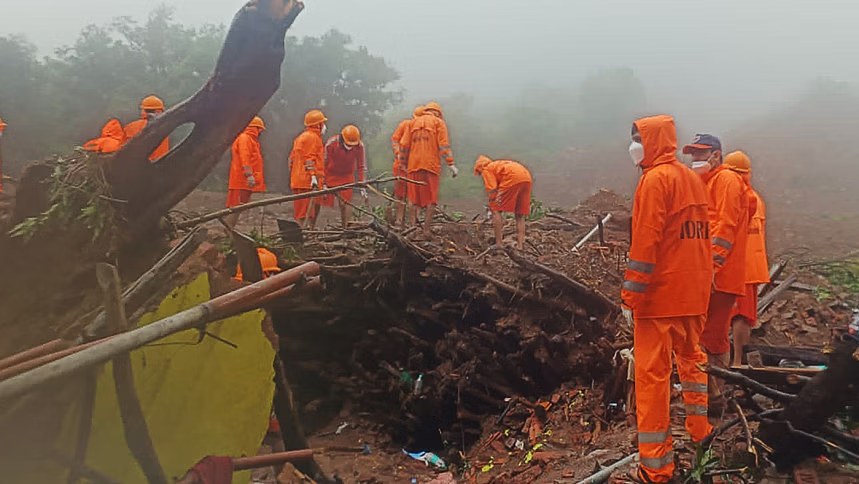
[758,274,798,314]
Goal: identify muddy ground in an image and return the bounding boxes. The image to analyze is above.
[176,183,859,484]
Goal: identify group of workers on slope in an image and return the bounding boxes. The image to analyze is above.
[83,95,170,160]
[623,114,769,483]
[390,102,533,248]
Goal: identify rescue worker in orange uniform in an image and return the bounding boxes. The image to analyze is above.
[725,151,769,367]
[0,116,7,193]
[390,106,426,225]
[324,125,367,229]
[234,247,281,282]
[123,95,170,161]
[473,156,533,250]
[83,119,126,154]
[289,109,327,228]
[622,115,713,483]
[399,101,458,238]
[684,134,751,417]
[225,116,267,228]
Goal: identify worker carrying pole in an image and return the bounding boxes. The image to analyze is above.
[289,109,327,229]
[224,116,267,229]
[323,124,367,229]
[473,155,533,250]
[398,101,458,239]
[622,115,714,483]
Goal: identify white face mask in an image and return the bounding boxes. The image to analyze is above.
[321,124,328,136]
[629,141,645,166]
[691,161,711,175]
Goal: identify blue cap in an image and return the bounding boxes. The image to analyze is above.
[682,133,722,154]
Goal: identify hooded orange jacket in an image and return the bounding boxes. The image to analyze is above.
[228,127,266,192]
[399,113,454,175]
[622,115,712,318]
[83,119,126,154]
[481,160,532,193]
[702,165,751,295]
[391,119,411,175]
[289,126,324,190]
[745,189,769,284]
[124,116,170,161]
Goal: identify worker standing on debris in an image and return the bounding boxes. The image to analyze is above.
[390,106,425,225]
[323,125,367,229]
[684,134,751,418]
[399,101,458,239]
[725,151,769,367]
[225,116,267,228]
[0,116,7,193]
[473,156,532,250]
[622,115,713,483]
[124,95,170,161]
[290,109,327,228]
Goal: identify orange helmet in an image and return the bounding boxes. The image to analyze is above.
[413,106,426,118]
[341,125,361,146]
[424,101,443,117]
[474,155,492,175]
[140,95,165,112]
[249,116,266,130]
[304,109,328,127]
[0,117,7,131]
[725,150,751,173]
[234,248,281,282]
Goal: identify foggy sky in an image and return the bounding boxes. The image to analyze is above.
[3,0,859,133]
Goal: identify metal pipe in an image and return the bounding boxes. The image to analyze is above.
[574,213,613,251]
[0,336,113,382]
[576,452,637,484]
[0,262,320,402]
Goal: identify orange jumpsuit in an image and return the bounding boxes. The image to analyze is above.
[733,189,769,326]
[123,116,170,161]
[700,165,751,355]
[481,160,533,216]
[622,115,713,483]
[226,127,266,208]
[399,113,454,208]
[289,126,324,220]
[83,119,126,154]
[391,119,411,199]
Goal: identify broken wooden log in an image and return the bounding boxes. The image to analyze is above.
[97,263,166,484]
[0,262,320,402]
[545,213,585,229]
[108,0,306,234]
[742,345,828,367]
[758,261,786,297]
[704,365,796,404]
[503,246,618,318]
[758,274,797,314]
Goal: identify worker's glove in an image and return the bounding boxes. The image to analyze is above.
[246,175,256,188]
[361,188,368,199]
[449,164,459,178]
[621,305,634,330]
[311,175,319,189]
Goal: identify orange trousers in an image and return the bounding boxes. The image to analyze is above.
[701,290,738,355]
[635,315,713,482]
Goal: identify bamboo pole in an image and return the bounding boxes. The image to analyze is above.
[0,262,320,402]
[0,339,70,372]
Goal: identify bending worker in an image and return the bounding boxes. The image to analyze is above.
[622,115,713,483]
[473,156,532,250]
[324,125,367,229]
[398,101,458,239]
[390,106,425,226]
[725,151,769,367]
[225,116,267,228]
[124,95,170,161]
[684,133,751,419]
[289,109,327,229]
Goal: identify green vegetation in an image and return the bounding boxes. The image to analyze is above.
[813,260,859,296]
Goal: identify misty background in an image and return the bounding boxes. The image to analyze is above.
[2,0,859,247]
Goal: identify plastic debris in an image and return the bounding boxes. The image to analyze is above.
[403,450,447,470]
